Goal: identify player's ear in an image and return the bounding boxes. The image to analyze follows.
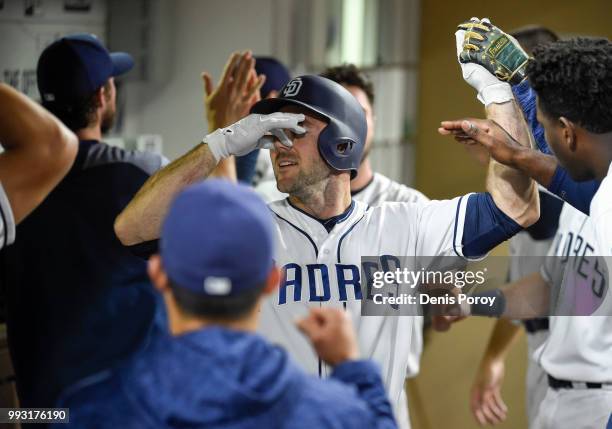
[148,254,170,293]
[559,117,577,152]
[263,265,281,295]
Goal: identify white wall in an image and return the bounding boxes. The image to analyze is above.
[122,0,275,160]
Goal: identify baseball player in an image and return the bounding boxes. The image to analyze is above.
[320,63,428,428]
[0,83,77,250]
[114,74,539,425]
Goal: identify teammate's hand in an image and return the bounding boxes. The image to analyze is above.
[470,356,508,426]
[438,118,524,168]
[204,113,305,161]
[458,18,529,85]
[202,51,266,132]
[296,308,360,367]
[455,18,513,106]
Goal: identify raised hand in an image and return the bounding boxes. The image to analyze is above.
[204,112,305,161]
[202,51,266,132]
[458,17,529,85]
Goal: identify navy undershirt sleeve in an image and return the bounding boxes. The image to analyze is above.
[461,193,523,258]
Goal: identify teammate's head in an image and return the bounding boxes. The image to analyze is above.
[526,37,612,181]
[37,33,133,133]
[510,25,559,56]
[251,75,367,195]
[320,64,375,162]
[148,180,279,332]
[254,57,291,99]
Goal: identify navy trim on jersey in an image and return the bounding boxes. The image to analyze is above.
[272,212,319,257]
[0,203,7,249]
[286,198,355,233]
[336,212,368,263]
[452,195,464,258]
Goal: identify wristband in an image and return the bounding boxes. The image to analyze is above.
[203,129,229,162]
[477,82,513,106]
[470,289,506,317]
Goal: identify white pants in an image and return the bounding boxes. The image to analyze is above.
[526,331,549,428]
[532,387,612,429]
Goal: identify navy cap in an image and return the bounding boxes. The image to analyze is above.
[37,33,134,104]
[161,180,275,297]
[254,57,291,99]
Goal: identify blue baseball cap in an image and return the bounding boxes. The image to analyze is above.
[37,33,134,104]
[160,180,275,297]
[255,57,291,99]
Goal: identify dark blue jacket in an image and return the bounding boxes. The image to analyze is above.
[56,327,397,429]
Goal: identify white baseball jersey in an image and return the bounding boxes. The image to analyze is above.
[352,173,428,429]
[590,161,612,257]
[538,203,612,382]
[259,195,472,427]
[0,182,15,250]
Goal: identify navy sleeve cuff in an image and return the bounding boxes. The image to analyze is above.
[462,193,523,258]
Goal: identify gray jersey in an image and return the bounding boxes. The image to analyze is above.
[0,182,15,249]
[352,173,428,207]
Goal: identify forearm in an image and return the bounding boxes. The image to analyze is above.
[481,318,522,362]
[332,360,397,429]
[500,272,550,319]
[114,143,218,245]
[485,101,539,227]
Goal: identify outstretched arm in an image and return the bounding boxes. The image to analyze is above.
[114,112,305,245]
[0,83,78,223]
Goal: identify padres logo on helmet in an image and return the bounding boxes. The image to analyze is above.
[282,78,303,97]
[251,75,367,178]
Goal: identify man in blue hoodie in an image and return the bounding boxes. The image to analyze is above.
[56,179,397,429]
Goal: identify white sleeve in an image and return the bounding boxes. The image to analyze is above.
[0,182,15,249]
[413,194,472,258]
[593,210,612,257]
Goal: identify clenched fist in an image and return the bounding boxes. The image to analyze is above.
[296,308,359,367]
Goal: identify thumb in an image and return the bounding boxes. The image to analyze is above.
[202,72,214,96]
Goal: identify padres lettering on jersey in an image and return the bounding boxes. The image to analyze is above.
[537,204,612,382]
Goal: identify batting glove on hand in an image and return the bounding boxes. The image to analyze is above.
[459,17,530,85]
[455,18,514,106]
[204,112,305,161]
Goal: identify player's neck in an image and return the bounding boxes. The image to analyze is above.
[590,134,612,180]
[350,158,374,192]
[289,175,352,219]
[76,123,102,142]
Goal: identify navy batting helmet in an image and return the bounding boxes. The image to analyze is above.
[251,75,367,178]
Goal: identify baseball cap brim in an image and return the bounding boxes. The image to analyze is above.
[110,52,134,77]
